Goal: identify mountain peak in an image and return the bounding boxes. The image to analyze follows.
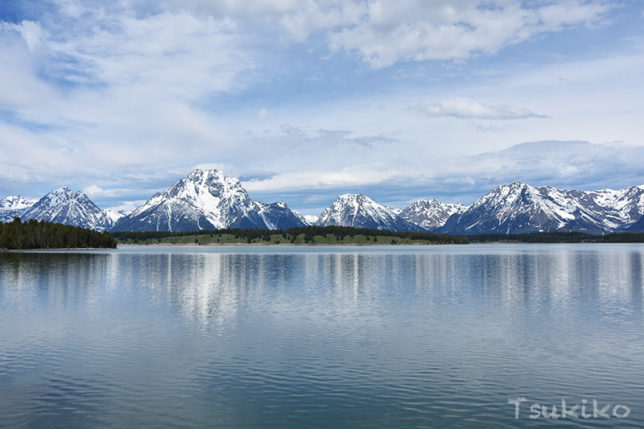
[498,181,530,191]
[317,193,424,231]
[19,187,113,231]
[0,195,38,222]
[188,168,219,178]
[441,182,644,235]
[337,193,370,202]
[400,199,467,231]
[52,186,73,194]
[186,168,229,184]
[113,169,305,232]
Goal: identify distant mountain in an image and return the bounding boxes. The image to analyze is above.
[583,186,644,231]
[399,199,467,231]
[20,187,115,231]
[315,194,424,232]
[0,195,37,223]
[112,169,306,232]
[102,208,129,224]
[4,175,644,235]
[303,214,319,225]
[256,201,308,230]
[440,182,644,235]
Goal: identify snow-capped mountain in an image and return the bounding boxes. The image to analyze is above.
[303,214,319,225]
[0,195,37,222]
[315,194,425,231]
[5,176,644,235]
[102,208,129,224]
[255,201,308,230]
[112,169,306,232]
[581,186,644,230]
[20,187,115,231]
[440,182,644,235]
[400,199,467,231]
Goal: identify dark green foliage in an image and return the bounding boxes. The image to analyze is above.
[0,218,117,249]
[110,227,644,245]
[112,226,470,244]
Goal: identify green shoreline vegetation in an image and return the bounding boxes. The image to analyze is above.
[112,227,644,246]
[0,218,117,250]
[2,221,643,250]
[112,226,468,246]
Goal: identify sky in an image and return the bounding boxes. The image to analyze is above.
[0,0,643,215]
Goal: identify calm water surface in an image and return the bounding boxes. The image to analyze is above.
[1,244,643,428]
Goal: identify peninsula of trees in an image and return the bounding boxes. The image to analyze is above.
[0,218,117,249]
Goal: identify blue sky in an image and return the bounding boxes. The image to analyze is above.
[0,0,643,215]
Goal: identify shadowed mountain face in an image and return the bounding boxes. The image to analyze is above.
[626,215,644,232]
[316,194,425,232]
[111,169,306,232]
[3,176,644,235]
[0,195,36,223]
[19,188,114,231]
[399,199,467,231]
[439,182,644,235]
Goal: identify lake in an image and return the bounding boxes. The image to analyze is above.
[1,244,643,428]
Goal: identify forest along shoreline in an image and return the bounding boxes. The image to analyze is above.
[0,218,116,250]
[3,221,644,250]
[112,227,644,246]
[112,226,468,246]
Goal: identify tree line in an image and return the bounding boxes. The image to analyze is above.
[0,218,117,249]
[112,227,644,245]
[111,225,470,244]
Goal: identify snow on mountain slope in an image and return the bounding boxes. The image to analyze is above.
[582,185,644,230]
[20,187,114,231]
[440,182,644,235]
[399,199,467,231]
[303,215,319,225]
[102,208,129,224]
[5,177,644,235]
[0,195,37,222]
[112,169,306,232]
[316,194,425,232]
[255,201,308,230]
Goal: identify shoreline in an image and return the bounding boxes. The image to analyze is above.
[116,241,450,247]
[1,247,117,252]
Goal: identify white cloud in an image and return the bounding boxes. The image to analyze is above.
[2,20,44,52]
[0,0,640,210]
[82,184,104,197]
[412,98,546,120]
[60,1,613,69]
[326,0,612,68]
[41,11,249,98]
[243,141,644,210]
[0,3,254,194]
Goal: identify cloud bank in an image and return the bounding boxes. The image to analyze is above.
[0,0,641,214]
[412,98,546,120]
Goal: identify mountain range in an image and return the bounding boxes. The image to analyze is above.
[1,169,643,234]
[440,182,644,235]
[111,169,306,232]
[315,194,424,232]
